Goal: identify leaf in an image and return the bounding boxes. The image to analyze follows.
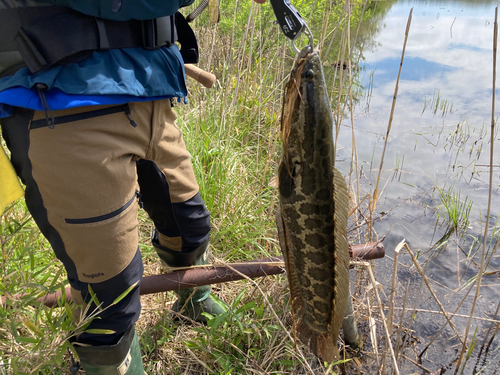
[64,303,74,322]
[112,280,139,305]
[235,319,244,332]
[84,328,116,335]
[87,284,100,307]
[202,312,214,323]
[368,316,378,350]
[232,289,246,310]
[209,312,229,331]
[394,239,406,254]
[235,301,256,315]
[209,293,228,314]
[366,281,382,292]
[15,336,39,344]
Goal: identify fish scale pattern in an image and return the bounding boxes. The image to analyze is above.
[277,47,350,362]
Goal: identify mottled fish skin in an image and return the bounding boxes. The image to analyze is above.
[277,46,350,362]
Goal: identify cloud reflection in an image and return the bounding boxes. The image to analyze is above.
[340,1,498,210]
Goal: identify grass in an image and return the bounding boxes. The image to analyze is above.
[0,203,76,373]
[421,89,454,118]
[435,183,473,234]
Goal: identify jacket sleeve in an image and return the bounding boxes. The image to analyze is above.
[37,0,190,21]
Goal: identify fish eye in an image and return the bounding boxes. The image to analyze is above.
[305,69,314,79]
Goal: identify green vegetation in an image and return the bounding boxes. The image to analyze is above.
[0,0,381,373]
[0,204,75,373]
[435,183,473,233]
[5,0,499,374]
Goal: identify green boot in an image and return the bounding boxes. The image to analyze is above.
[74,326,145,375]
[152,231,225,323]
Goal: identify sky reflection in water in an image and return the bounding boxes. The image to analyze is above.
[336,1,500,368]
[339,0,499,229]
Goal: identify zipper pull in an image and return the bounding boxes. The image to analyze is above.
[36,83,55,129]
[123,104,138,127]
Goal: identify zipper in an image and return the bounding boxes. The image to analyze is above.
[65,193,137,224]
[30,104,137,130]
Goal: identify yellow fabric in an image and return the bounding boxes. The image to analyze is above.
[0,145,24,213]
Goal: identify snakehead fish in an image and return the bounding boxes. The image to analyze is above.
[276,46,350,362]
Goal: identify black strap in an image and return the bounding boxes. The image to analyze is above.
[175,12,199,65]
[0,6,176,73]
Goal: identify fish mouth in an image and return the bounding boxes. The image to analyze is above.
[296,45,314,61]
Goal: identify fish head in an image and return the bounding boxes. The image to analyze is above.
[279,47,331,199]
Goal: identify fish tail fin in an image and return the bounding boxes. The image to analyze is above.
[296,322,340,362]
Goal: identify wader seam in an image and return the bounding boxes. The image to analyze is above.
[143,100,164,161]
[136,102,155,161]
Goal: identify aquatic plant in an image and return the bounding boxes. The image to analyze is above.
[435,183,473,234]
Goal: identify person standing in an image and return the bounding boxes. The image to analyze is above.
[0,0,265,373]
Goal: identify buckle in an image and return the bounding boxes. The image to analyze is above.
[142,19,159,49]
[142,17,173,49]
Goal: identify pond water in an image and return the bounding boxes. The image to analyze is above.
[334,0,500,372]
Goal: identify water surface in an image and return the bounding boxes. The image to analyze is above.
[336,0,500,372]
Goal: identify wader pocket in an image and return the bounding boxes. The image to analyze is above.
[65,193,136,224]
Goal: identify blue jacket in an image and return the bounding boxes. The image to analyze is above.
[0,0,195,117]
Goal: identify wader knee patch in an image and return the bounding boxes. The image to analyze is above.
[157,232,183,252]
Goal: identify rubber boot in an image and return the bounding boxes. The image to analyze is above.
[152,231,225,323]
[74,326,145,375]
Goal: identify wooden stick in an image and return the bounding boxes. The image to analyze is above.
[184,64,217,88]
[3,241,385,308]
